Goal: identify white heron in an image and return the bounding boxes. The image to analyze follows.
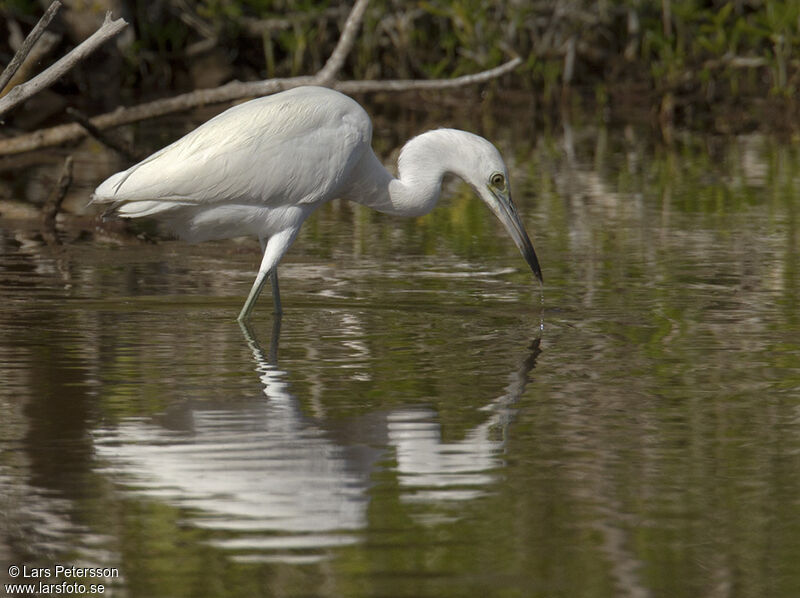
[92,86,542,321]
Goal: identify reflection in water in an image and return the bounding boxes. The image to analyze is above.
[0,469,115,566]
[3,126,800,596]
[94,323,540,563]
[389,339,540,503]
[94,324,372,563]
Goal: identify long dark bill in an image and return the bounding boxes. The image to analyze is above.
[494,190,543,283]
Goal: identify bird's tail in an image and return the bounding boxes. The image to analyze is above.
[92,168,193,219]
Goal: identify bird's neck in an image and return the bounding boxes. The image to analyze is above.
[348,130,461,218]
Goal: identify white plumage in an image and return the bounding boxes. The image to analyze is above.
[93,86,541,321]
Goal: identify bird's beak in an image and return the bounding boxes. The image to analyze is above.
[484,187,543,283]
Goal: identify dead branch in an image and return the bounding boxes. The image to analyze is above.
[5,31,62,94]
[0,58,520,157]
[40,154,73,244]
[0,12,128,118]
[314,0,370,84]
[0,1,62,95]
[66,106,142,161]
[0,76,313,156]
[335,57,522,93]
[0,0,522,157]
[240,7,349,35]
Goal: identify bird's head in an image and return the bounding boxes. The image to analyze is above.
[451,131,543,283]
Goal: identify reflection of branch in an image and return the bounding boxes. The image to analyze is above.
[0,0,521,157]
[0,12,128,118]
[0,1,62,95]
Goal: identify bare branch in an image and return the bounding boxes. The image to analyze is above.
[0,12,128,118]
[240,7,349,35]
[0,1,62,94]
[0,76,312,155]
[2,31,62,95]
[314,0,370,84]
[335,57,522,93]
[40,154,73,245]
[0,0,522,158]
[0,59,521,157]
[66,107,142,161]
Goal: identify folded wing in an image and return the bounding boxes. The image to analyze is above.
[93,87,372,219]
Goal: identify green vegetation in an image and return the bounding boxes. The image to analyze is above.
[1,1,798,130]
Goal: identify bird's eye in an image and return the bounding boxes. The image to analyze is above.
[490,173,505,188]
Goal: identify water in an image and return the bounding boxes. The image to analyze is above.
[1,126,799,597]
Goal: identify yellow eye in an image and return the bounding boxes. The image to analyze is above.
[490,173,505,188]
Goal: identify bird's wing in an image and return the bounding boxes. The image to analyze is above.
[94,87,371,212]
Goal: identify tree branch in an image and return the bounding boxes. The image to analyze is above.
[335,57,522,93]
[240,6,348,36]
[0,76,312,156]
[0,59,521,157]
[66,106,142,161]
[0,0,522,157]
[314,0,370,84]
[0,1,62,95]
[40,154,73,245]
[0,12,128,118]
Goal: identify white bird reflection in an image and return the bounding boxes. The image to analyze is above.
[389,340,539,503]
[93,323,540,563]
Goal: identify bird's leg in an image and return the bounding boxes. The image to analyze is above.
[238,268,270,322]
[270,269,282,316]
[261,234,282,316]
[238,267,281,320]
[238,232,292,322]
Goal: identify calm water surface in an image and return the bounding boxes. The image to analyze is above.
[1,126,799,597]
